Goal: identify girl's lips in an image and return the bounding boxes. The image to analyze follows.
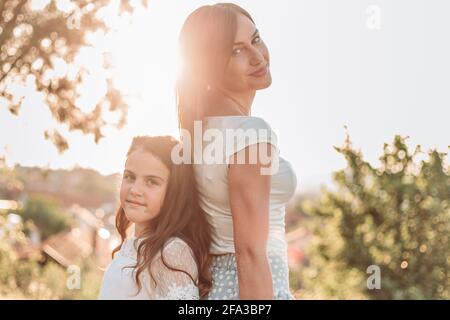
[250,65,268,77]
[127,200,146,206]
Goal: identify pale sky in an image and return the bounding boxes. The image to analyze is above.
[1,0,449,192]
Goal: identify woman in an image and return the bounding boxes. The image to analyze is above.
[98,136,212,299]
[176,3,297,299]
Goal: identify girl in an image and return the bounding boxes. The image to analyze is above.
[177,4,297,299]
[98,136,212,299]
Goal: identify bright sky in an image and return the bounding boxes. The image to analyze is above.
[1,0,449,192]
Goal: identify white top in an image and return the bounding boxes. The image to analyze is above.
[193,116,298,255]
[98,237,199,300]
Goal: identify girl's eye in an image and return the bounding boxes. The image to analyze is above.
[146,179,159,187]
[123,174,134,181]
[253,36,261,44]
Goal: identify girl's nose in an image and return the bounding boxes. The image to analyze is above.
[130,184,144,197]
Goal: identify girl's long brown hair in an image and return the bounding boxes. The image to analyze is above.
[112,136,212,298]
[176,3,255,139]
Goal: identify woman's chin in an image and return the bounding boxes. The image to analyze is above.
[251,75,272,90]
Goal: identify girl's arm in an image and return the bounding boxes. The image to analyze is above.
[229,142,274,300]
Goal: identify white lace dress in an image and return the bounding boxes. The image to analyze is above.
[98,237,200,300]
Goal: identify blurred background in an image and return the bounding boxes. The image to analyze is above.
[0,0,448,299]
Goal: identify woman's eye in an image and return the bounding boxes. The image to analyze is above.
[124,174,134,181]
[233,37,261,55]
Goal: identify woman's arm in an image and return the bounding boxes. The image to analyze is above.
[229,142,274,300]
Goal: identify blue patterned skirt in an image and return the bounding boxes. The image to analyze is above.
[205,253,295,300]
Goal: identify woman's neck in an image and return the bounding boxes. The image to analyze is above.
[208,87,255,117]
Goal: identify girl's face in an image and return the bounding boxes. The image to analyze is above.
[119,148,170,231]
[221,13,272,92]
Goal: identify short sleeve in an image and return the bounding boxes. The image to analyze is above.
[142,238,199,300]
[224,117,278,159]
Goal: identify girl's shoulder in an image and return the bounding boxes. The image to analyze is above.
[162,237,193,255]
[114,237,139,260]
[158,237,198,277]
[115,237,190,261]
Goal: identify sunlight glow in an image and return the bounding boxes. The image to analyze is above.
[2,1,449,190]
[30,0,51,11]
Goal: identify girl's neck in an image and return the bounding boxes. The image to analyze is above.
[134,223,153,238]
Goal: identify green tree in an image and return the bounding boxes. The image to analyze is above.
[0,156,23,198]
[0,214,102,299]
[298,134,450,299]
[19,194,72,239]
[0,0,147,152]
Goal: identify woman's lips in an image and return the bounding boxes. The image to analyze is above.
[250,65,268,77]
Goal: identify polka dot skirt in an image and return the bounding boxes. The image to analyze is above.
[205,253,295,300]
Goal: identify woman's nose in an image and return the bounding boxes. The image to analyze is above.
[249,47,266,66]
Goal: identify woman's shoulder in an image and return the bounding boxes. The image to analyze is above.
[205,116,277,151]
[205,115,273,131]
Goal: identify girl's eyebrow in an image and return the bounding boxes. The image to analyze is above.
[145,175,165,182]
[123,169,165,182]
[233,29,259,46]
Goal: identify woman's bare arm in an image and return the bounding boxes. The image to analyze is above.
[228,142,273,299]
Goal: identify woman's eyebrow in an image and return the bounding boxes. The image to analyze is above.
[233,29,259,46]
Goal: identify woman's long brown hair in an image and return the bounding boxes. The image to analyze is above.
[176,3,255,140]
[112,136,212,298]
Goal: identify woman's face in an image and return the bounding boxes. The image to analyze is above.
[120,149,170,228]
[221,14,272,92]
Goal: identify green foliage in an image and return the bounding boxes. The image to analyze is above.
[298,135,449,299]
[0,214,102,299]
[19,195,72,240]
[0,157,23,198]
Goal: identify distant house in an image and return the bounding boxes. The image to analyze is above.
[41,229,92,267]
[68,204,102,246]
[41,204,114,269]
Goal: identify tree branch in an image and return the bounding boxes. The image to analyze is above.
[0,0,27,45]
[0,43,31,84]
